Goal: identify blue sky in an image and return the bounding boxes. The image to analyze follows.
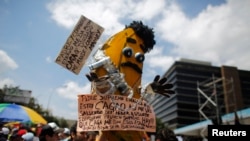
[0,0,249,120]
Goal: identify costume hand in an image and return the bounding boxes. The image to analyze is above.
[149,75,175,97]
[85,71,98,82]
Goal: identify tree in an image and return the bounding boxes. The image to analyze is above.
[0,89,5,102]
[156,118,166,133]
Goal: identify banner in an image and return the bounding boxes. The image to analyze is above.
[77,94,156,132]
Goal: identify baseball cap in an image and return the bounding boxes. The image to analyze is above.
[18,129,27,136]
[1,127,9,135]
[63,128,70,135]
[22,132,34,141]
[39,125,54,137]
[48,122,59,131]
[49,122,64,133]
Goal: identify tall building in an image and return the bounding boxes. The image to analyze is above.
[149,58,250,129]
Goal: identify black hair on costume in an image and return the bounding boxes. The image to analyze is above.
[126,21,156,53]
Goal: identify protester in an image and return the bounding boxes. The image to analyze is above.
[69,122,87,141]
[73,131,97,141]
[8,128,19,141]
[17,129,27,137]
[69,122,77,141]
[85,131,99,141]
[155,128,178,141]
[22,132,34,141]
[39,124,58,141]
[0,127,10,141]
[58,128,71,141]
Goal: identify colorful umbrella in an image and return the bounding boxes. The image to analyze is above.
[0,103,47,124]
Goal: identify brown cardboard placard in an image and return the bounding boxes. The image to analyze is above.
[55,15,104,74]
[77,94,156,132]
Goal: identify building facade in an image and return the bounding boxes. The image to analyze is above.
[1,86,32,105]
[149,58,250,129]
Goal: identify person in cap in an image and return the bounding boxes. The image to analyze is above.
[47,123,59,132]
[39,124,58,141]
[17,129,27,137]
[0,127,10,141]
[58,128,71,141]
[8,128,19,141]
[69,122,87,141]
[22,132,34,141]
[69,122,77,141]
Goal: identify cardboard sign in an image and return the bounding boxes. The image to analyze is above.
[77,94,156,132]
[55,15,104,74]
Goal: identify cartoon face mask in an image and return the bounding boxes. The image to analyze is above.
[104,28,145,90]
[88,21,155,98]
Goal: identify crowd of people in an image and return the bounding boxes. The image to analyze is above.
[0,121,85,141]
[1,121,179,141]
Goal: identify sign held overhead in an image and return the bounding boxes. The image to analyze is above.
[55,15,104,75]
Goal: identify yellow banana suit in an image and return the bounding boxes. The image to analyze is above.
[85,21,174,141]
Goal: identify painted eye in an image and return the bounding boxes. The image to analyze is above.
[122,47,133,57]
[135,52,144,63]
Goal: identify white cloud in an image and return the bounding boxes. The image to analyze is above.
[51,81,91,119]
[46,0,171,36]
[56,81,91,100]
[132,0,166,20]
[0,78,15,88]
[156,0,250,70]
[0,50,18,74]
[46,0,128,35]
[145,46,175,71]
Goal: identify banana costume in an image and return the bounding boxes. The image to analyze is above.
[86,21,174,141]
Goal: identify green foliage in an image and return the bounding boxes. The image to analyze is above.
[0,89,5,102]
[59,117,69,127]
[156,118,165,133]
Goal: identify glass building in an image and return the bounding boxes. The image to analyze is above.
[149,58,250,129]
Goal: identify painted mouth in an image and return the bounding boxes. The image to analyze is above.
[121,61,142,74]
